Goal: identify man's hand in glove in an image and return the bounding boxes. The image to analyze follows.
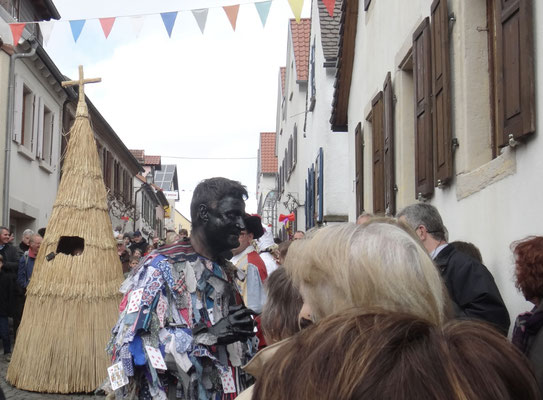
[207,305,256,345]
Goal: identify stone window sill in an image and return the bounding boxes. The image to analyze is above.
[17,144,35,161]
[39,160,54,174]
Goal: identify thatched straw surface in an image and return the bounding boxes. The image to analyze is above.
[6,98,124,393]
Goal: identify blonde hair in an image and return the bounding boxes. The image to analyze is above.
[285,219,448,325]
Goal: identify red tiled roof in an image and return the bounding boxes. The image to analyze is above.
[260,132,277,174]
[290,18,311,82]
[280,67,286,95]
[144,155,161,165]
[130,149,144,162]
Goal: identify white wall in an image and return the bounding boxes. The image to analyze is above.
[345,0,543,325]
[9,57,65,235]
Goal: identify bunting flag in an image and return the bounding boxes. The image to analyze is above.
[192,9,208,34]
[223,5,240,31]
[99,17,116,38]
[130,15,145,37]
[254,1,272,27]
[69,20,86,42]
[161,11,178,38]
[288,0,304,23]
[322,0,335,16]
[9,23,25,46]
[38,21,54,46]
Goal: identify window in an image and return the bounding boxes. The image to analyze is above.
[309,40,316,111]
[411,0,453,199]
[355,123,364,216]
[364,0,372,11]
[40,105,54,165]
[488,0,535,151]
[13,76,58,163]
[371,91,385,214]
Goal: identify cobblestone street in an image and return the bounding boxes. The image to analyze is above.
[0,356,106,400]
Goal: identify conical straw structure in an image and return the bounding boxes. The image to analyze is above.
[7,83,124,393]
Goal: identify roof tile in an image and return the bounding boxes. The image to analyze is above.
[290,19,311,82]
[260,132,277,174]
[144,155,161,165]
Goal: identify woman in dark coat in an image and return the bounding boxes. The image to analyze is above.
[512,236,543,393]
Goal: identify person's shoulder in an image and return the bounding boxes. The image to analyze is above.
[247,250,265,266]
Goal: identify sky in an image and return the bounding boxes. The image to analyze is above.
[43,0,310,219]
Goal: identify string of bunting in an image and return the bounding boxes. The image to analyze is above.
[7,0,335,46]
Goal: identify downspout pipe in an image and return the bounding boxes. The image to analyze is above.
[3,38,38,226]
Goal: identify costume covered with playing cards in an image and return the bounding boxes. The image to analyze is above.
[106,178,257,399]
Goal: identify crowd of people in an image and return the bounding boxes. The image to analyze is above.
[103,177,543,400]
[1,176,543,399]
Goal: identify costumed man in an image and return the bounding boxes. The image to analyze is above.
[230,215,268,314]
[255,225,278,276]
[108,177,257,399]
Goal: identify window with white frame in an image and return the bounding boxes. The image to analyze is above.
[13,75,57,164]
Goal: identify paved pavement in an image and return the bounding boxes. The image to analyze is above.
[0,355,106,400]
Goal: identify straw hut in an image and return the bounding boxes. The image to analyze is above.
[7,67,124,393]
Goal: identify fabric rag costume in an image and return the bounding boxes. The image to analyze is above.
[230,247,267,314]
[108,241,258,399]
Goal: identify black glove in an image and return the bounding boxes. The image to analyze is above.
[207,305,256,345]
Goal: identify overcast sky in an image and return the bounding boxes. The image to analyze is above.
[44,0,309,218]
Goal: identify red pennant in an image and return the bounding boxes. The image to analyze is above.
[10,23,26,46]
[223,5,240,31]
[322,0,335,16]
[99,17,116,38]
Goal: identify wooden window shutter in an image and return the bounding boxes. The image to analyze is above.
[13,75,23,143]
[37,97,44,158]
[413,17,434,199]
[371,91,385,214]
[431,0,453,186]
[364,0,372,11]
[317,147,324,223]
[495,0,535,146]
[355,122,364,216]
[293,125,298,165]
[383,72,396,216]
[305,178,309,229]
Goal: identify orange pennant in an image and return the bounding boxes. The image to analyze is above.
[223,5,240,31]
[99,17,116,38]
[10,23,26,46]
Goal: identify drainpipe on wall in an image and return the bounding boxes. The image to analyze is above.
[3,38,38,226]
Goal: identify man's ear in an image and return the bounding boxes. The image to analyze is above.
[199,204,209,223]
[417,225,428,241]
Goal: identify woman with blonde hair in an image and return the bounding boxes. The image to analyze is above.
[286,219,449,325]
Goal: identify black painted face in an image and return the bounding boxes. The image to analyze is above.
[202,196,246,254]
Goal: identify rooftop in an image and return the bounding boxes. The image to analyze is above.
[290,18,311,82]
[260,132,277,174]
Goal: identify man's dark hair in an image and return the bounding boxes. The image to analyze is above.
[450,241,483,263]
[190,177,248,224]
[0,226,8,234]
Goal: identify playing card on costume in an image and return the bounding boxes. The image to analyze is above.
[108,362,129,390]
[126,288,144,314]
[220,368,236,394]
[156,294,168,327]
[145,345,167,370]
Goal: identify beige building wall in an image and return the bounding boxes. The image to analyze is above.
[174,209,191,235]
[347,0,543,330]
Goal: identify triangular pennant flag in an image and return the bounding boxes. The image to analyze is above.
[223,5,240,31]
[191,9,209,34]
[99,17,116,39]
[9,23,25,46]
[38,21,55,46]
[288,0,304,23]
[255,1,272,27]
[161,12,178,38]
[322,0,335,16]
[69,20,86,42]
[130,15,145,37]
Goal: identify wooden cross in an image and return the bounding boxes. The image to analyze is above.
[61,65,101,102]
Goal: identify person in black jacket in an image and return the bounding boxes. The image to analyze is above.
[128,230,147,254]
[398,204,510,335]
[0,226,21,359]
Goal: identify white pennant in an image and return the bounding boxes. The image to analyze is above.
[191,9,208,34]
[130,15,145,37]
[39,21,55,46]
